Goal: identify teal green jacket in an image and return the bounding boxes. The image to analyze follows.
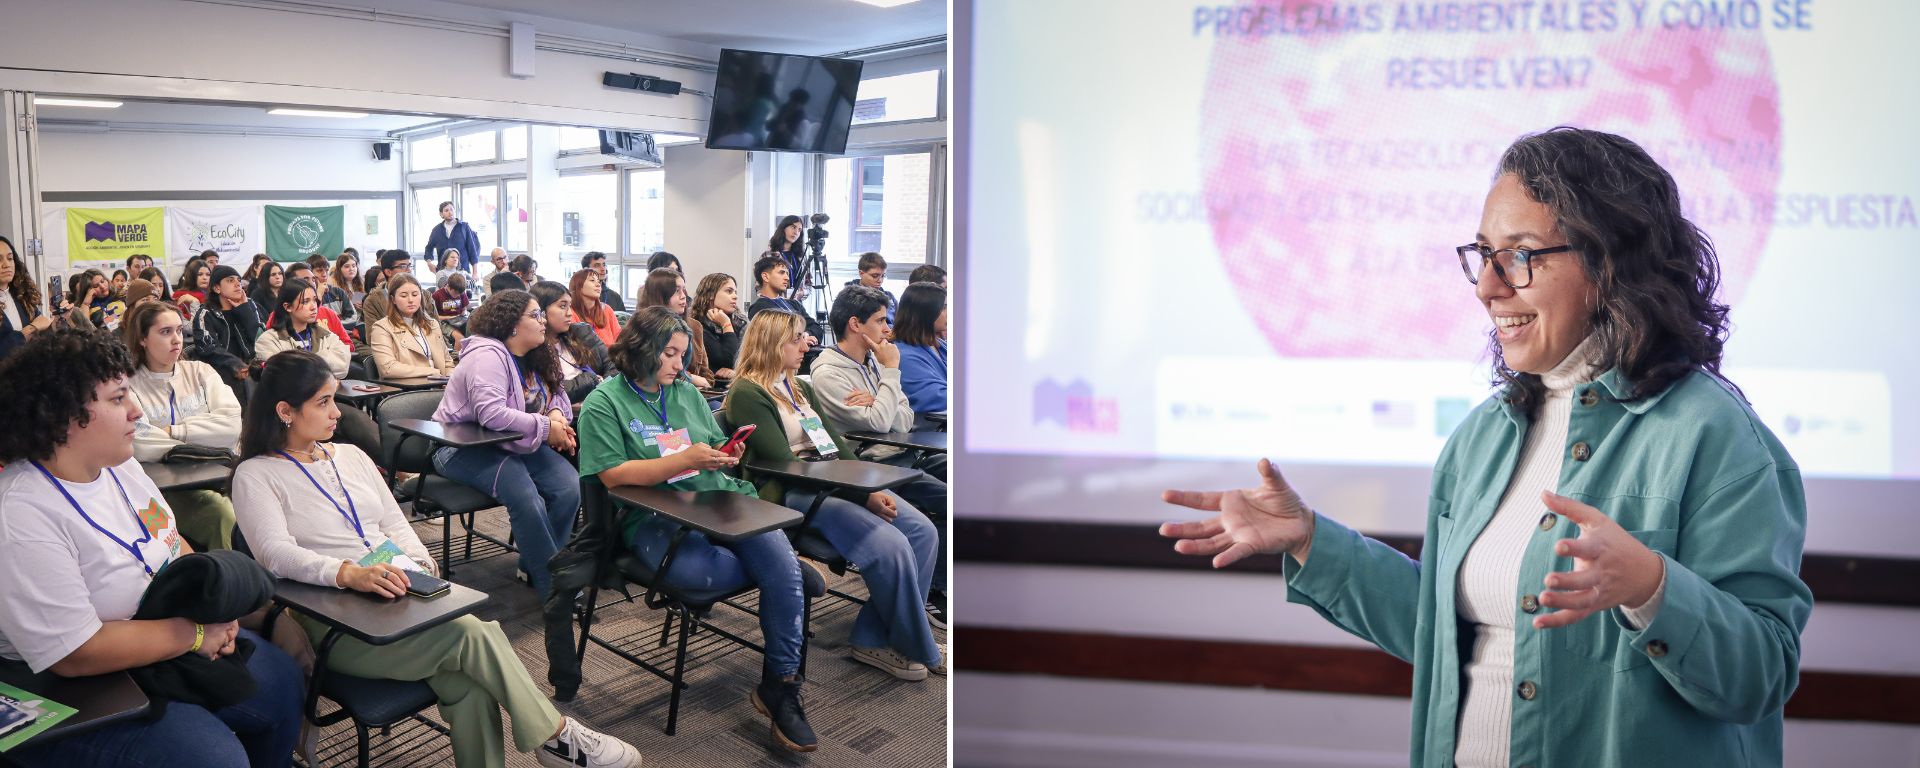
[1284,369,1813,766]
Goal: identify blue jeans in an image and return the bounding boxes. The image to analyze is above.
[9,629,303,768]
[873,455,948,594]
[784,489,939,664]
[626,514,806,676]
[434,444,580,596]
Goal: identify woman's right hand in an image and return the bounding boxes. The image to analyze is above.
[679,443,738,472]
[1160,458,1317,567]
[705,308,733,332]
[192,620,240,660]
[338,562,409,598]
[23,314,52,336]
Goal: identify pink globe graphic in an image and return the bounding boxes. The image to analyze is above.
[1200,6,1780,359]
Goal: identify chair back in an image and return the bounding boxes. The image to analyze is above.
[377,390,445,474]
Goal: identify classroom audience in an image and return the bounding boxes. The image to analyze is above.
[0,327,303,768]
[431,289,578,597]
[691,272,745,377]
[230,350,642,768]
[532,280,610,407]
[580,252,624,313]
[725,308,945,680]
[568,268,620,348]
[635,268,713,388]
[0,235,52,361]
[575,306,817,751]
[810,285,950,627]
[123,301,242,551]
[894,282,949,415]
[367,273,455,379]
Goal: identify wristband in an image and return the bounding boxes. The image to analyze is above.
[188,623,205,653]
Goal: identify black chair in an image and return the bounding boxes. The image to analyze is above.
[376,390,514,578]
[570,477,823,735]
[234,527,446,768]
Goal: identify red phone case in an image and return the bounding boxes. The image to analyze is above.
[721,424,756,452]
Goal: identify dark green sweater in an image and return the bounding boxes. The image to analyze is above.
[724,377,857,503]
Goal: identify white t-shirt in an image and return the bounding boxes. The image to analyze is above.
[0,458,184,672]
[0,292,20,331]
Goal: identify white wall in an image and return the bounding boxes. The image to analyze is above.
[662,143,751,287]
[39,131,400,193]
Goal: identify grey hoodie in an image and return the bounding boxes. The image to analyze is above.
[808,345,916,460]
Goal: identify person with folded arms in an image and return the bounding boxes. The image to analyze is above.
[0,327,303,768]
[123,301,242,551]
[230,350,642,768]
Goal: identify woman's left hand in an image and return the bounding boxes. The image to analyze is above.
[1533,491,1666,630]
[865,492,898,521]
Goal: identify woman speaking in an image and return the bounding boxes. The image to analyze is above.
[1161,128,1812,767]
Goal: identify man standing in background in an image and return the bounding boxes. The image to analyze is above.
[424,201,481,273]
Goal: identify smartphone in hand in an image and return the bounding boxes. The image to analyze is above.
[719,424,756,454]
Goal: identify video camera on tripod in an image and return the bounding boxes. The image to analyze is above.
[801,212,831,291]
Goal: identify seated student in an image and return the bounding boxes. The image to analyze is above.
[574,306,818,750]
[691,272,744,377]
[247,261,283,314]
[810,286,950,628]
[0,327,303,768]
[432,289,579,597]
[109,269,129,303]
[367,274,454,379]
[242,254,273,291]
[230,351,642,768]
[67,269,112,329]
[123,278,162,313]
[253,278,381,459]
[894,282,949,415]
[744,255,823,374]
[190,266,266,402]
[907,263,946,289]
[508,254,538,287]
[567,269,620,348]
[481,249,510,299]
[635,268,713,388]
[724,309,944,680]
[433,271,472,326]
[357,249,413,324]
[0,234,53,362]
[580,252,623,313]
[123,301,242,551]
[327,251,364,326]
[531,281,610,407]
[841,252,898,323]
[433,249,463,288]
[488,269,526,296]
[173,256,212,310]
[283,262,352,351]
[644,250,682,275]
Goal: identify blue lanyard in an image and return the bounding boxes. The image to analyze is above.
[778,377,806,413]
[626,378,671,430]
[292,325,313,350]
[513,357,547,412]
[277,448,370,550]
[29,461,165,578]
[831,347,879,394]
[168,388,177,427]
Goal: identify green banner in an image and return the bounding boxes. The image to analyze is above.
[65,207,165,265]
[263,205,345,262]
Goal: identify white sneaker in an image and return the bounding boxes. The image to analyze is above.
[538,717,643,768]
[930,646,947,676]
[851,645,929,681]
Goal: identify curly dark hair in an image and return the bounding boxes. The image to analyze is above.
[467,289,563,396]
[1,235,44,320]
[1492,127,1734,417]
[609,306,691,385]
[0,327,136,462]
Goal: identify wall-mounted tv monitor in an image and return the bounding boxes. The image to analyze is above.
[705,48,862,155]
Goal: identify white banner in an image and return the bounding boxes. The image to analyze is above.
[165,206,264,268]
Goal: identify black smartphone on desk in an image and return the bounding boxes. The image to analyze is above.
[404,570,451,599]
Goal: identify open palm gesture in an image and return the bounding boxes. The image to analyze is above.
[1160,459,1316,568]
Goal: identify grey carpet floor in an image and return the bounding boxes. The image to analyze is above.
[298,506,948,767]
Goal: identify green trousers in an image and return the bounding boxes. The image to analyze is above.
[295,613,563,768]
[164,489,235,551]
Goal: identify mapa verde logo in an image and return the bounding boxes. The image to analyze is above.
[284,214,327,252]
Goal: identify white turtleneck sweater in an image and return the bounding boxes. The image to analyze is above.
[1452,335,1666,768]
[129,361,243,463]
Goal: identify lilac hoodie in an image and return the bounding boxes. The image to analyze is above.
[432,335,571,454]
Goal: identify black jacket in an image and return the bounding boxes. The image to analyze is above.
[698,315,744,372]
[130,550,277,715]
[190,300,265,376]
[599,285,626,314]
[0,287,45,362]
[561,323,612,406]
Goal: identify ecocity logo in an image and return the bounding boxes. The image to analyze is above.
[188,222,248,253]
[284,214,327,252]
[84,220,147,243]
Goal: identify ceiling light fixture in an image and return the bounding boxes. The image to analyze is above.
[267,108,369,119]
[34,97,123,109]
[850,0,919,7]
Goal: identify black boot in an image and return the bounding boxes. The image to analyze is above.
[751,671,817,752]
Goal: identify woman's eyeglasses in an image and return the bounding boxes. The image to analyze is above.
[1456,243,1572,289]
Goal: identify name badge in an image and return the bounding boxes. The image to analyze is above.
[655,428,699,483]
[357,539,426,573]
[799,416,839,460]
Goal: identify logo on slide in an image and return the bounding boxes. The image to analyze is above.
[1033,378,1119,434]
[1199,6,1779,359]
[83,221,116,242]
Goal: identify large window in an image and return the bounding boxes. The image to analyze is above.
[502,125,528,161]
[411,185,451,279]
[821,151,934,282]
[852,70,941,126]
[628,169,665,257]
[555,172,618,280]
[459,183,501,255]
[410,134,451,172]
